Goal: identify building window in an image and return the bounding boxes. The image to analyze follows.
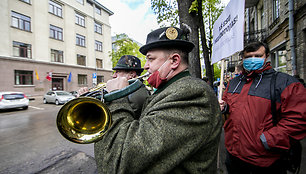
[76,34,85,47]
[96,58,103,68]
[271,46,287,73]
[49,0,62,17]
[51,49,63,63]
[260,7,264,29]
[97,75,104,83]
[50,25,63,40]
[77,54,86,66]
[94,22,102,34]
[78,74,87,85]
[95,40,103,52]
[13,41,32,58]
[272,0,280,21]
[95,7,101,15]
[11,11,31,31]
[15,70,33,85]
[20,0,30,4]
[76,0,84,5]
[75,13,85,27]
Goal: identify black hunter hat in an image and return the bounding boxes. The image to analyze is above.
[113,55,143,72]
[139,26,195,55]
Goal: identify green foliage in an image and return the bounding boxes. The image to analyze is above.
[203,63,221,81]
[150,0,225,79]
[151,0,179,26]
[111,34,147,74]
[189,0,198,13]
[151,0,224,41]
[213,63,221,80]
[202,0,224,44]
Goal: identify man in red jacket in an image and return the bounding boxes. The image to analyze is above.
[219,41,306,174]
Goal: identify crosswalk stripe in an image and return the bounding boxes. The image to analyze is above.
[29,106,45,110]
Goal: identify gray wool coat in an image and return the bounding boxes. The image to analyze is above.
[94,71,222,174]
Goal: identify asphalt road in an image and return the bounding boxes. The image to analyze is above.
[0,98,97,174]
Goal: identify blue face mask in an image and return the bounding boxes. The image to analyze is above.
[243,57,265,71]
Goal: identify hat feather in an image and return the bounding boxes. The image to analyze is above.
[181,23,192,34]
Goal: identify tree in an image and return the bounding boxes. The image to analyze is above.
[177,0,201,78]
[111,34,146,72]
[151,0,224,86]
[152,0,200,78]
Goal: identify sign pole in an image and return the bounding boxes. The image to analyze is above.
[219,59,225,101]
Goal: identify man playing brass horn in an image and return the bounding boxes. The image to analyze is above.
[78,55,149,117]
[111,55,150,117]
[94,27,222,173]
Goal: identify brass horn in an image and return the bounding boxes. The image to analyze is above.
[56,73,149,144]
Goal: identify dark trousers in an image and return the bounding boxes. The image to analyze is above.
[225,151,287,174]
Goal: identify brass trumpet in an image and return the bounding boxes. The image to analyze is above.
[56,73,149,144]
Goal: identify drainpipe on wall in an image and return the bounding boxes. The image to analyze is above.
[288,0,297,76]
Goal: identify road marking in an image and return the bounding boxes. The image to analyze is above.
[29,106,45,110]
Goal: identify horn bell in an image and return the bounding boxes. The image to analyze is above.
[56,97,111,144]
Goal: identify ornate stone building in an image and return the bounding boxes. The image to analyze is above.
[224,0,305,81]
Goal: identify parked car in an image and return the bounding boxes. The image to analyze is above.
[70,91,79,97]
[43,91,75,105]
[0,91,29,110]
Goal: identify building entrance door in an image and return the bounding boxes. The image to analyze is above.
[52,78,64,91]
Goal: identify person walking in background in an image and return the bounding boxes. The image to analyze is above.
[94,26,222,173]
[219,41,306,174]
[234,62,243,77]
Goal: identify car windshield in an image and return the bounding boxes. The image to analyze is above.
[56,91,71,96]
[3,94,24,100]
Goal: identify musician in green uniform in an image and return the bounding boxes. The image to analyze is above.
[111,55,150,117]
[94,27,222,173]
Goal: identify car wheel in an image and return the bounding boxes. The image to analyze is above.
[55,99,59,105]
[23,106,28,110]
[43,98,47,104]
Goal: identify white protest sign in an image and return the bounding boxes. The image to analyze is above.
[211,0,245,64]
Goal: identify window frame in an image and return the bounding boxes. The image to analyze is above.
[94,22,102,34]
[272,0,280,21]
[95,40,103,52]
[76,0,84,5]
[77,54,86,66]
[20,0,31,4]
[76,34,86,47]
[14,70,33,85]
[13,41,32,58]
[271,45,287,73]
[97,75,104,83]
[11,11,31,32]
[50,25,63,40]
[78,74,87,85]
[51,49,64,63]
[95,6,101,15]
[96,58,103,69]
[49,0,62,17]
[75,13,85,27]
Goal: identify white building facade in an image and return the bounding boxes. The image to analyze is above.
[0,0,114,97]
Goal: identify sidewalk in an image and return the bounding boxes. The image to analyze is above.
[2,149,97,174]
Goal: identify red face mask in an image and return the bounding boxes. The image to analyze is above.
[147,58,172,89]
[147,71,167,89]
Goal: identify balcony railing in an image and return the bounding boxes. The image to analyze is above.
[244,29,268,44]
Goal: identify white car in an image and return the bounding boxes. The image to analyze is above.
[43,91,75,105]
[0,91,29,110]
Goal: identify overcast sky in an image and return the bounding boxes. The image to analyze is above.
[99,0,230,45]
